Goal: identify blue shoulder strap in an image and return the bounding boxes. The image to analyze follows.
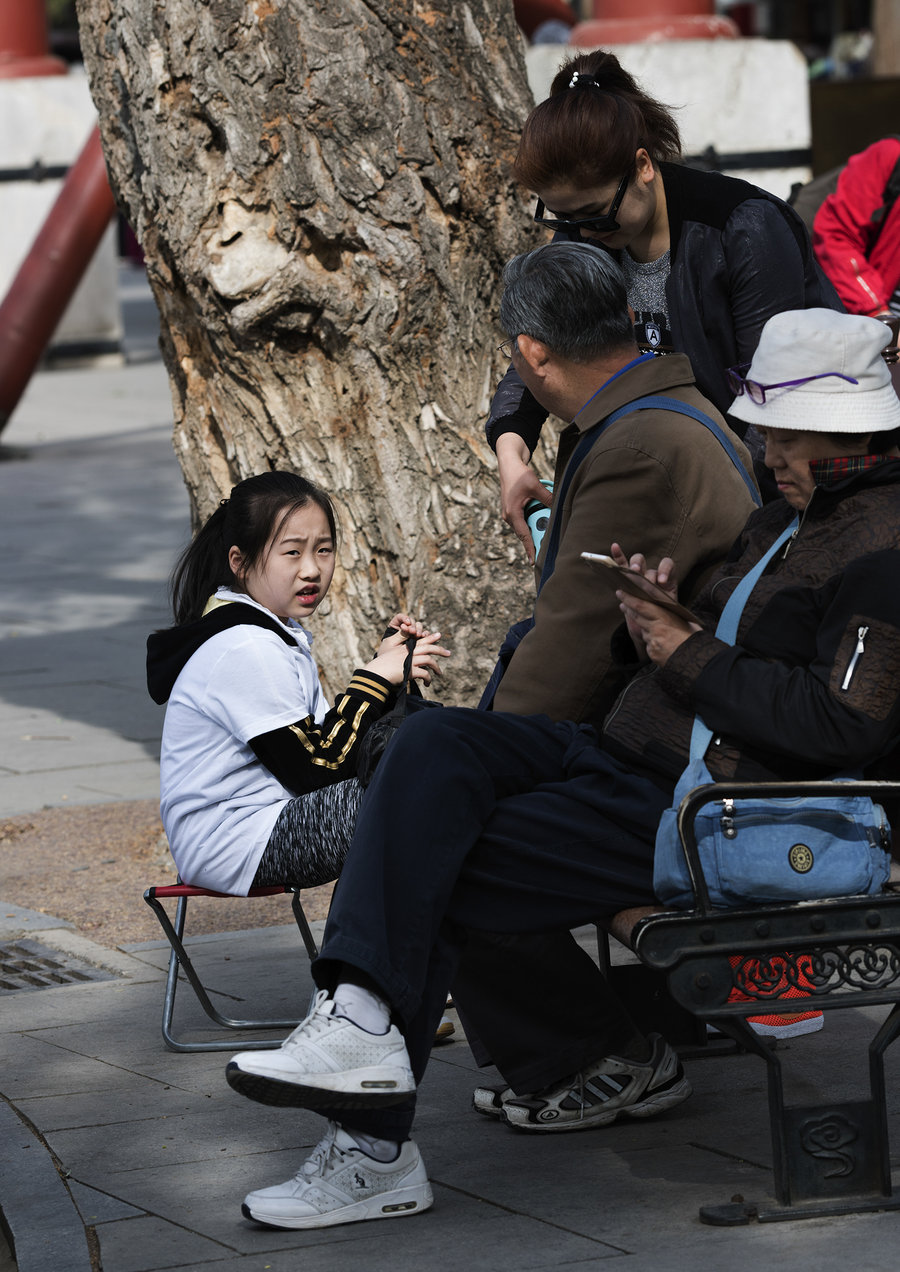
[538,393,760,593]
[618,395,761,508]
[689,514,799,759]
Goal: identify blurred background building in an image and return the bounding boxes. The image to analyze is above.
[518,0,900,176]
[1,0,897,390]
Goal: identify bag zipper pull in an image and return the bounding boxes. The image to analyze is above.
[841,625,869,691]
[720,797,737,839]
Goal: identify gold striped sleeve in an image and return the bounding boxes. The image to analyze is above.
[266,668,395,779]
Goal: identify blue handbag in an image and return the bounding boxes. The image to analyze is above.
[653,516,892,909]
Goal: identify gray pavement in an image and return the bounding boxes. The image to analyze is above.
[0,266,188,818]
[2,270,900,1270]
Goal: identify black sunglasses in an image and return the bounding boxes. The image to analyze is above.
[533,170,631,236]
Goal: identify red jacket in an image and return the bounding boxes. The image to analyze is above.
[813,137,900,314]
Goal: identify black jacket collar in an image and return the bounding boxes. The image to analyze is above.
[146,602,296,705]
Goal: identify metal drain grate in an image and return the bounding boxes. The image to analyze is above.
[0,940,116,993]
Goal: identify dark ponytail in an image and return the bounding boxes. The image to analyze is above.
[514,48,681,193]
[170,472,338,625]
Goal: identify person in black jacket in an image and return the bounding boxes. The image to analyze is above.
[493,47,842,557]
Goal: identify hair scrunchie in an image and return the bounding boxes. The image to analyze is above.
[568,71,601,91]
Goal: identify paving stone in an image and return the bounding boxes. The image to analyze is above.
[0,1101,92,1272]
[69,1180,146,1225]
[93,1214,236,1272]
[0,903,74,936]
[0,761,164,816]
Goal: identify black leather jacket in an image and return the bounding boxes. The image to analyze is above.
[487,162,843,451]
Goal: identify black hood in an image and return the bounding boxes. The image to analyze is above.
[146,602,296,704]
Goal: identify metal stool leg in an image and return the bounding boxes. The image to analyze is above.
[144,886,311,1053]
[289,888,319,959]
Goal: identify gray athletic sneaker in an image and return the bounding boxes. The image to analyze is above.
[242,1122,433,1230]
[226,990,415,1110]
[472,1084,515,1117]
[500,1034,691,1133]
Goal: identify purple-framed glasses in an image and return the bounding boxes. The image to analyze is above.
[726,363,859,405]
[533,170,631,237]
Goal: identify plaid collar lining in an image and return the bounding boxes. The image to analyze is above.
[809,454,892,486]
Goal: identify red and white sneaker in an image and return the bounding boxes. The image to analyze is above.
[746,1010,823,1038]
[729,953,823,1040]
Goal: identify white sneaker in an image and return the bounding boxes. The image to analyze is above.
[226,990,415,1110]
[242,1122,433,1230]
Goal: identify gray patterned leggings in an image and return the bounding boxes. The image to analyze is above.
[251,778,364,889]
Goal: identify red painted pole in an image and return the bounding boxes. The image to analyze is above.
[0,0,66,77]
[0,126,118,433]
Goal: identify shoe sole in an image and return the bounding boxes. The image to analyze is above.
[748,1014,824,1039]
[502,1074,693,1133]
[242,1181,434,1229]
[226,1062,414,1110]
[708,1014,825,1041]
[472,1092,507,1119]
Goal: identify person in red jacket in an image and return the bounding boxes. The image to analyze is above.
[813,137,900,318]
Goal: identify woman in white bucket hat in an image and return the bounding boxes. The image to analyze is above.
[726,308,900,511]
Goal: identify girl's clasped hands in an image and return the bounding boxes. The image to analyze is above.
[365,614,451,688]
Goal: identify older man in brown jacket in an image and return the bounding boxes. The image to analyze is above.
[456,242,759,1127]
[492,241,758,725]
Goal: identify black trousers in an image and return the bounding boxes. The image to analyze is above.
[452,928,646,1094]
[311,707,671,1140]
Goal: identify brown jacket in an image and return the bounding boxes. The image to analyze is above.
[493,354,757,729]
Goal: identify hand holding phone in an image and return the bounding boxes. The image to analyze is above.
[580,552,697,623]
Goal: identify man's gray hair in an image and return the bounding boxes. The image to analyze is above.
[499,241,634,362]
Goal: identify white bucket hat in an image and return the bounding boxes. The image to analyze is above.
[728,308,900,433]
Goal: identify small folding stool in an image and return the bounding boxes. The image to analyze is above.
[142,881,319,1053]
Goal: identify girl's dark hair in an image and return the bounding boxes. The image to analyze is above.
[170,471,338,625]
[514,49,681,192]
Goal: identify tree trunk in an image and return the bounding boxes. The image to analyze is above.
[75,0,554,701]
[872,0,900,77]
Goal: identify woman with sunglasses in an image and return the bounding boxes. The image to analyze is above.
[491,48,842,555]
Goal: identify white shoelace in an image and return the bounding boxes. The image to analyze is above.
[297,1121,351,1180]
[285,989,334,1045]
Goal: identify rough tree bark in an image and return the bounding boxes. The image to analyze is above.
[76,0,555,701]
[872,0,900,77]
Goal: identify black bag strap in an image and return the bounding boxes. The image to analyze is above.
[401,637,418,695]
[378,629,422,700]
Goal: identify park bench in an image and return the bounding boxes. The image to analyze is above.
[601,777,900,1226]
